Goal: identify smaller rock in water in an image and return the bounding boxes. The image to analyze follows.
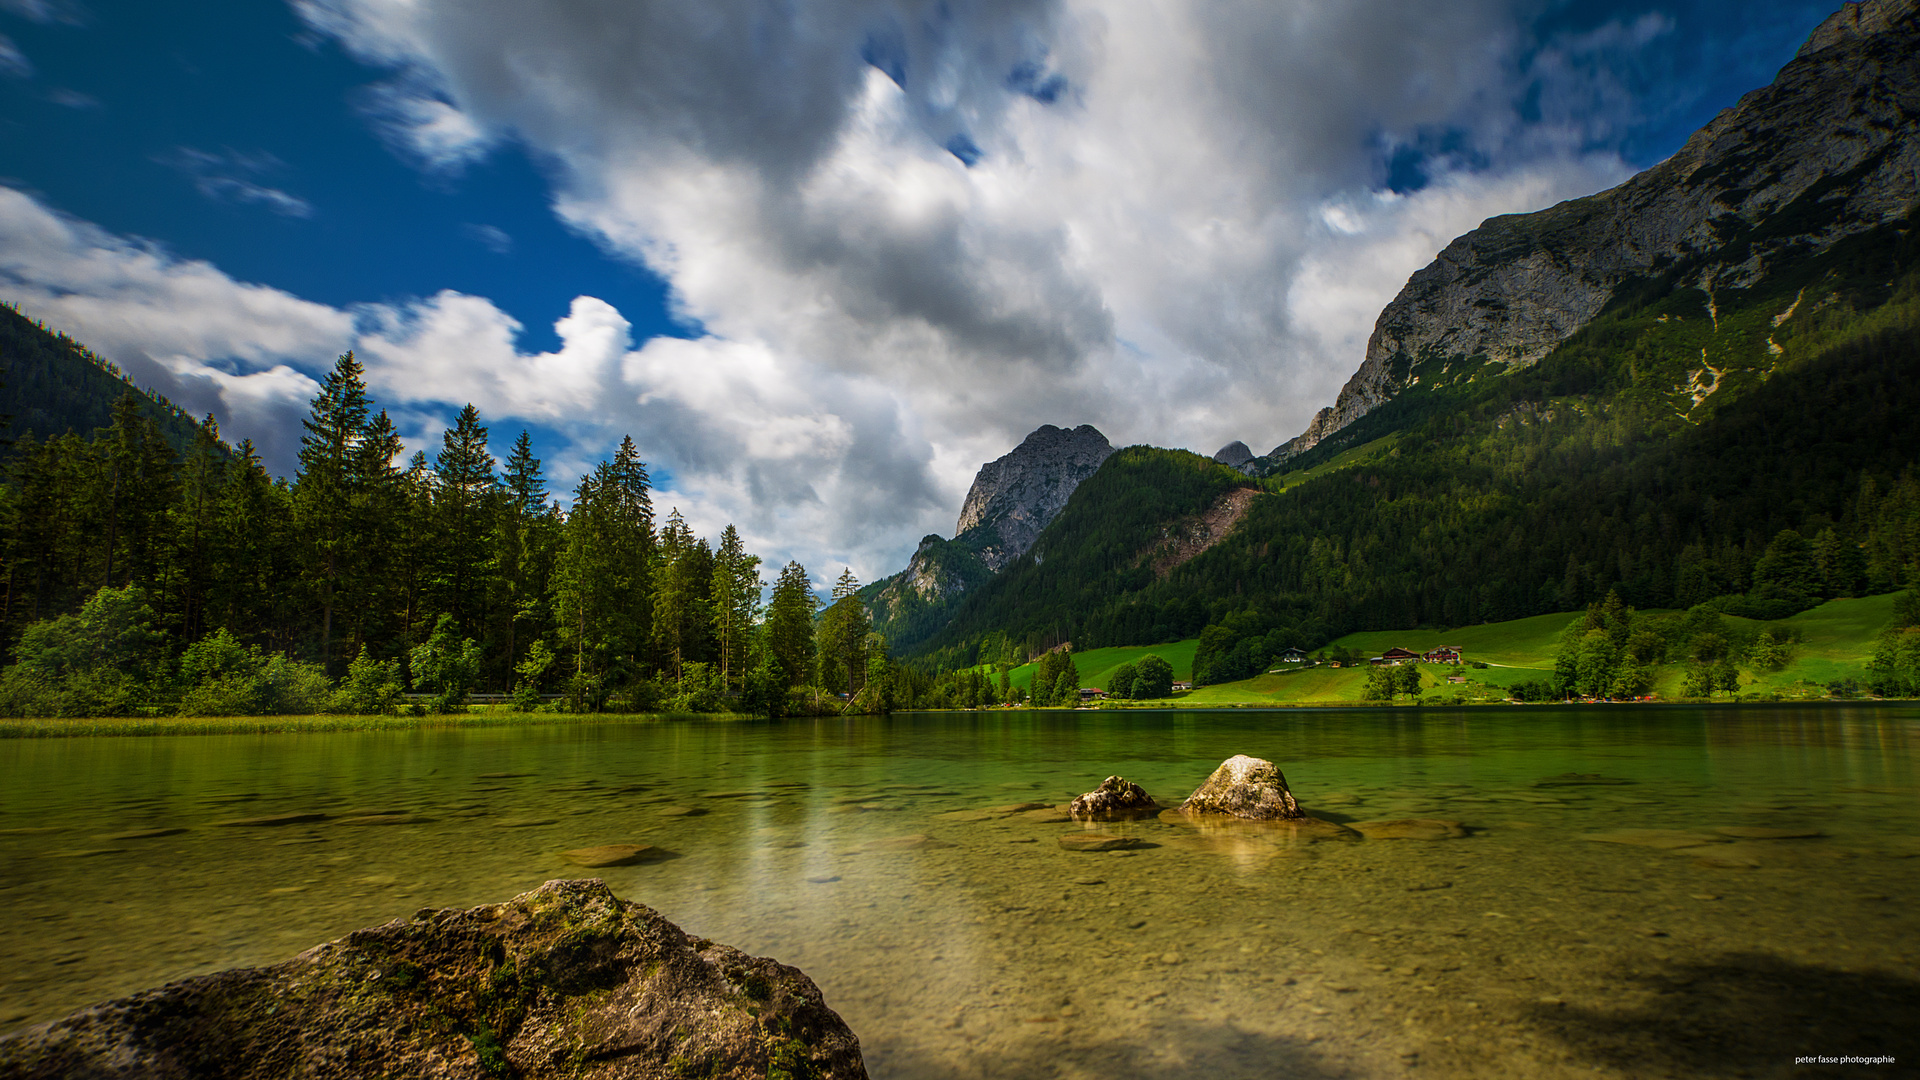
[99,827,186,840]
[1710,826,1824,839]
[1180,755,1305,820]
[1069,776,1159,821]
[1058,833,1143,852]
[214,813,327,828]
[1581,828,1726,850]
[561,844,662,868]
[1534,773,1633,787]
[856,834,953,853]
[1349,820,1468,841]
[654,806,702,817]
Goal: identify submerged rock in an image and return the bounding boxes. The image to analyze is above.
[1069,776,1159,821]
[0,878,868,1080]
[1179,755,1306,820]
[1057,833,1144,852]
[1348,819,1469,840]
[560,844,665,868]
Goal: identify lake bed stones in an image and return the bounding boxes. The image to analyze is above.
[1580,828,1728,850]
[214,813,328,828]
[1348,819,1469,841]
[1710,826,1824,839]
[561,844,663,868]
[1069,776,1159,821]
[1179,755,1305,820]
[1057,832,1144,852]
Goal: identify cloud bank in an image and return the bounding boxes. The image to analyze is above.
[2,0,1688,581]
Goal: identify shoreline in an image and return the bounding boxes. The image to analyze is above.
[2,696,1910,738]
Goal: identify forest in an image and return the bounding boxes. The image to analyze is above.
[906,217,1920,678]
[0,333,944,718]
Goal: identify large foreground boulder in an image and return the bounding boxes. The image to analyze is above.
[1069,775,1159,820]
[1179,755,1306,820]
[0,879,868,1080]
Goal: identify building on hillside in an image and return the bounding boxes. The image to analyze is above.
[1373,647,1419,666]
[1171,681,1193,692]
[1276,647,1309,664]
[1423,646,1463,664]
[1078,687,1105,701]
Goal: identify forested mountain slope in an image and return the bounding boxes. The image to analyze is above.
[1259,0,1920,466]
[901,0,1920,674]
[0,305,221,459]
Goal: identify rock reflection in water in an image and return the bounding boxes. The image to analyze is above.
[0,705,1916,1080]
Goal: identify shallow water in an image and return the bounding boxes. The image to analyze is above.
[3,705,1918,1079]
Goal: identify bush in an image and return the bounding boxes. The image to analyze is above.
[332,647,404,715]
[1133,654,1174,698]
[408,615,484,713]
[176,630,330,716]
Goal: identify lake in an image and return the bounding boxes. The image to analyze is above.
[3,705,1917,1079]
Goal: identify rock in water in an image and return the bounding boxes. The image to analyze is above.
[1069,776,1159,821]
[0,878,868,1080]
[1179,755,1306,820]
[1057,833,1144,852]
[560,844,664,867]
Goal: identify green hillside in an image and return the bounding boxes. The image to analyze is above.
[0,304,224,460]
[895,207,1920,676]
[1005,639,1198,694]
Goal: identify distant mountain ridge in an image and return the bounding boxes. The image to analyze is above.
[886,0,1920,673]
[955,424,1113,572]
[1254,0,1920,466]
[864,423,1113,652]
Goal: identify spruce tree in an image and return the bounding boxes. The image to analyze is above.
[765,561,818,688]
[292,353,372,673]
[709,524,761,686]
[431,404,498,636]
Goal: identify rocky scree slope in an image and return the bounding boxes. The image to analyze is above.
[1263,0,1920,464]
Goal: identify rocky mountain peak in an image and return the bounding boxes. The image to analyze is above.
[1264,0,1920,463]
[1798,0,1918,57]
[956,424,1114,571]
[1212,441,1255,470]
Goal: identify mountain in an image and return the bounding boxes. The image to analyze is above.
[0,304,225,460]
[1258,0,1920,467]
[864,424,1113,652]
[892,0,1920,675]
[955,424,1114,571]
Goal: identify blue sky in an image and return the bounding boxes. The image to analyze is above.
[0,0,1845,581]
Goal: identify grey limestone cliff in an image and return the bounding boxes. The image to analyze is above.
[955,424,1114,571]
[1268,0,1920,461]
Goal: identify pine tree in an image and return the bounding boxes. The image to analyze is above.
[817,568,871,696]
[765,561,818,688]
[652,509,701,682]
[430,404,498,637]
[292,353,372,673]
[709,524,761,686]
[496,432,551,685]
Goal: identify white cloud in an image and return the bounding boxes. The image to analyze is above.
[0,188,352,467]
[157,147,315,218]
[0,33,31,78]
[1,1,1697,582]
